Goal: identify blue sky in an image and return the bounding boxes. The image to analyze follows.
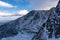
[0,0,59,15]
[0,0,30,12]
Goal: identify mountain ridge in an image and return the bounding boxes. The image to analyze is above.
[0,0,60,40]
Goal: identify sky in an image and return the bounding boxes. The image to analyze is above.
[0,0,59,16]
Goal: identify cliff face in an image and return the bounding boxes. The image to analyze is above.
[0,0,60,40]
[32,0,60,40]
[32,8,60,40]
[56,0,60,16]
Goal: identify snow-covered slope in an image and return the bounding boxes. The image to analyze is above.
[0,10,49,40]
[0,0,60,40]
[32,0,60,40]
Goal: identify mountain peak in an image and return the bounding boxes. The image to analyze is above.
[56,0,60,7]
[55,0,60,16]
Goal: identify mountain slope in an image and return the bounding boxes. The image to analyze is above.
[32,0,60,40]
[0,0,60,40]
[0,10,50,40]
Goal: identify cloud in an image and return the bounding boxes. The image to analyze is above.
[0,10,28,16]
[0,1,16,8]
[0,10,28,22]
[13,10,28,16]
[29,0,59,10]
[13,0,59,10]
[0,12,11,16]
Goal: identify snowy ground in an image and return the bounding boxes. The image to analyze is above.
[2,32,34,40]
[2,32,60,40]
[48,37,60,40]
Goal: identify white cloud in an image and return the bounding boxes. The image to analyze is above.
[0,12,20,21]
[0,10,28,23]
[13,10,28,16]
[0,10,28,22]
[0,10,28,16]
[29,0,59,10]
[0,12,11,16]
[0,1,16,8]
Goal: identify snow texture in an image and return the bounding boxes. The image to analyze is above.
[0,0,60,40]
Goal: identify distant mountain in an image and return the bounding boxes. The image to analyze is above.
[0,23,2,25]
[0,0,60,40]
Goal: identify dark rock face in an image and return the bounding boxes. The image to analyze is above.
[32,0,60,40]
[56,0,60,16]
[0,20,18,39]
[45,11,60,38]
[32,10,60,40]
[0,27,18,39]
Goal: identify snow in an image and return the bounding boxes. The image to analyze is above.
[48,37,60,40]
[2,32,34,40]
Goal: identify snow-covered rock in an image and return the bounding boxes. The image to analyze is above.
[0,0,60,40]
